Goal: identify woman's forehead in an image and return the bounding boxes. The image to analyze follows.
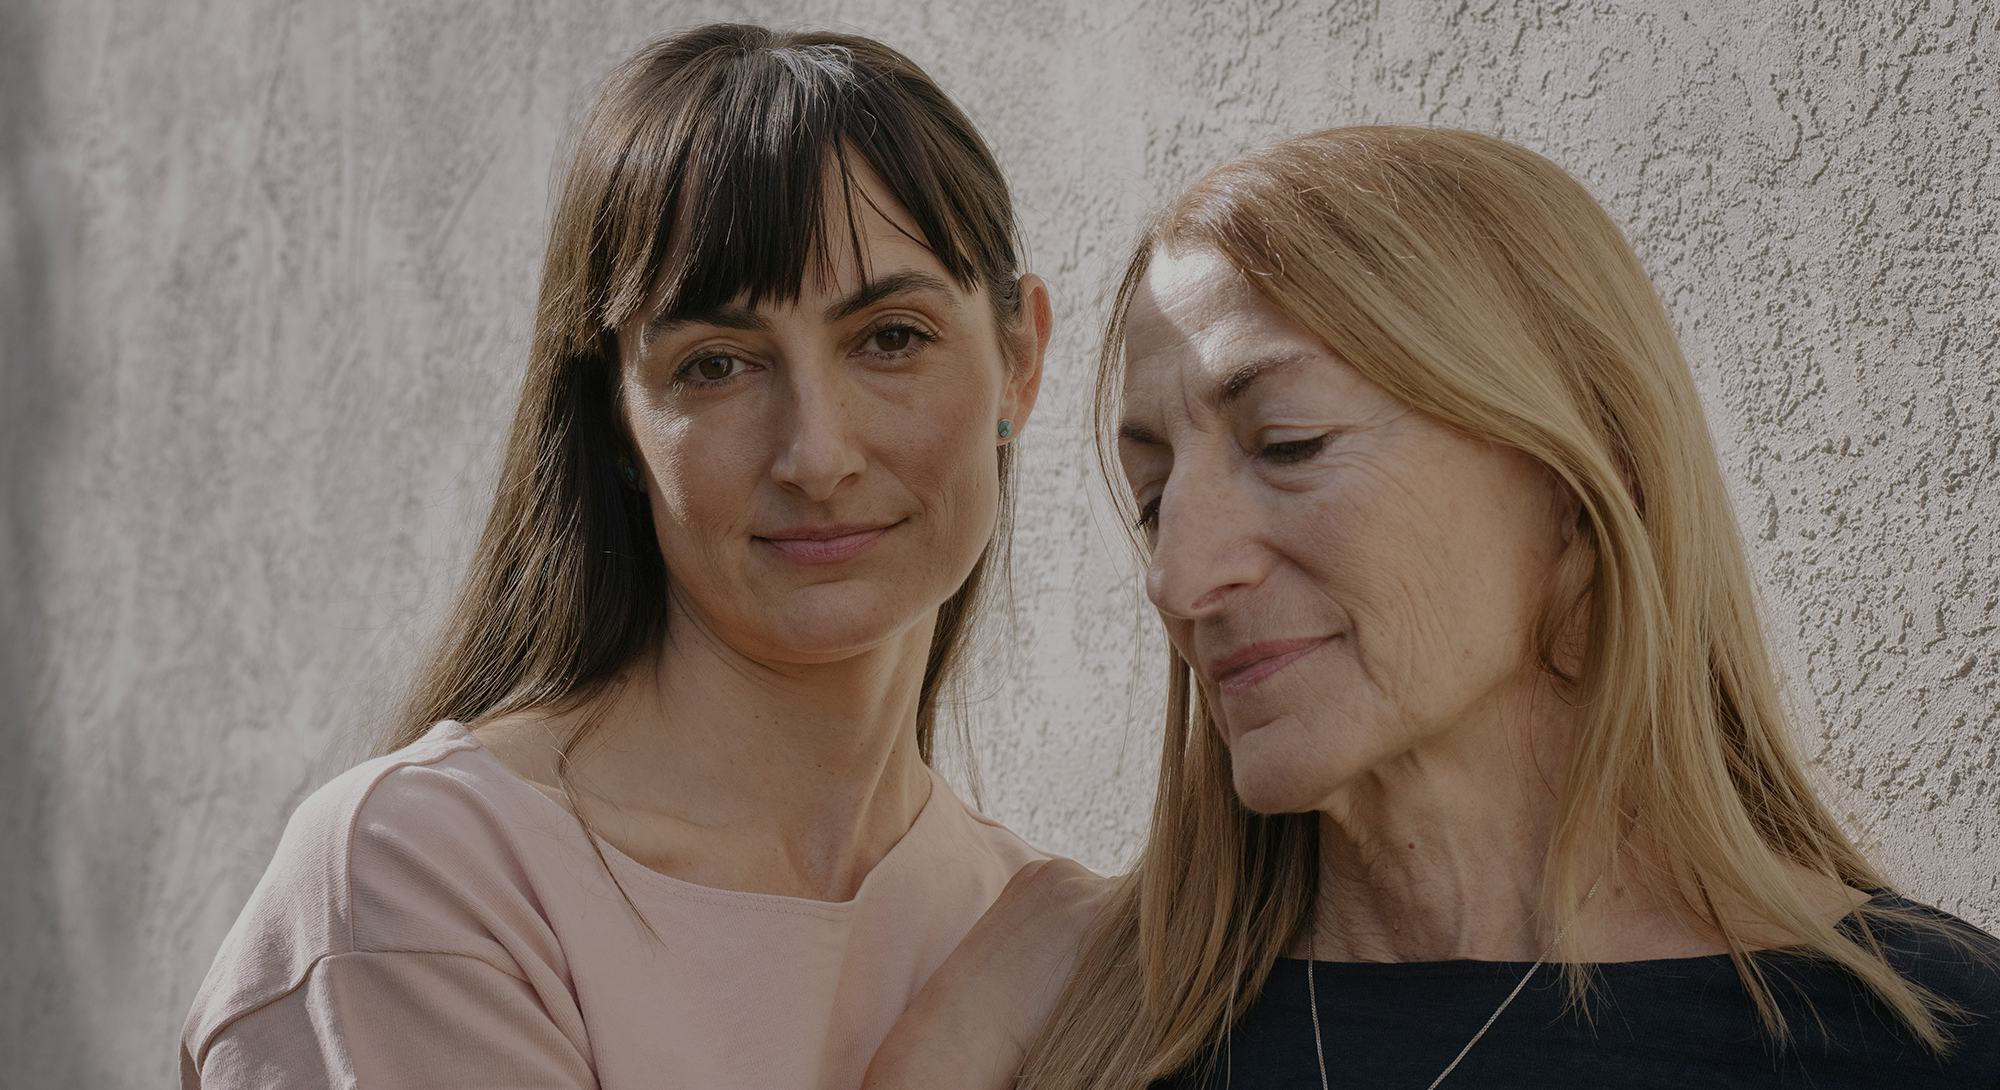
[799,172,955,301]
[1121,248,1327,408]
[646,161,966,329]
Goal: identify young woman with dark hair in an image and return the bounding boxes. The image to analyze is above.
[181,24,1053,1089]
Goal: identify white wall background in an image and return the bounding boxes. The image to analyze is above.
[5,1,1996,1085]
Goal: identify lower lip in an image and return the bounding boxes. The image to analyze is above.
[1215,638,1333,694]
[759,526,891,564]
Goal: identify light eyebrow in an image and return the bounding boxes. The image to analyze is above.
[825,270,958,321]
[1215,352,1314,409]
[1117,420,1165,446]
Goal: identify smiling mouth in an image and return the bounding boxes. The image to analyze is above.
[1209,637,1334,694]
[755,522,901,565]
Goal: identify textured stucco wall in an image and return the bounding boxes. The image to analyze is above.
[5,2,1996,1085]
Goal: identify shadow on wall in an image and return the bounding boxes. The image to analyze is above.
[0,3,92,1084]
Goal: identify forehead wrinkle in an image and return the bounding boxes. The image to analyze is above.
[1124,246,1322,445]
[1214,352,1316,410]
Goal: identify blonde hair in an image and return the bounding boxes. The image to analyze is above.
[1021,126,1964,1088]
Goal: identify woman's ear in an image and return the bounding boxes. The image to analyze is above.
[997,273,1054,443]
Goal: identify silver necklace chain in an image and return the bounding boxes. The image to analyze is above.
[1303,880,1601,1090]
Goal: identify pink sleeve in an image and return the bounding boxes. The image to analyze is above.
[185,950,595,1089]
[183,749,600,1088]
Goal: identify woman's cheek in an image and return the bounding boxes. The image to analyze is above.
[897,363,997,468]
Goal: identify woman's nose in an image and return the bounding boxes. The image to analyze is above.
[770,371,865,501]
[1144,474,1268,620]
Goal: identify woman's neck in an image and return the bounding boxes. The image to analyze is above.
[1294,680,1817,965]
[1307,736,1563,963]
[490,607,939,902]
[1301,678,1591,963]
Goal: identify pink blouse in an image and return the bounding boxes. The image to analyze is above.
[181,720,1044,1089]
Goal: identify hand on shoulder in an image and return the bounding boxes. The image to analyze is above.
[863,857,1116,1090]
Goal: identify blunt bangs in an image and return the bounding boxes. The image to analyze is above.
[586,26,1021,335]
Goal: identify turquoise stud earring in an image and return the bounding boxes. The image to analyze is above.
[997,419,1014,440]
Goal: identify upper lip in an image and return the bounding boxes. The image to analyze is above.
[1203,637,1330,684]
[756,521,897,542]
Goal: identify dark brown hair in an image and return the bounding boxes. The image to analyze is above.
[384,24,1025,763]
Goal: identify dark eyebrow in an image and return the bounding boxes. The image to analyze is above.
[644,303,769,341]
[825,270,958,321]
[641,270,958,343]
[1216,353,1313,408]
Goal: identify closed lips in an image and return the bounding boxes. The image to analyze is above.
[756,522,899,562]
[1207,637,1332,692]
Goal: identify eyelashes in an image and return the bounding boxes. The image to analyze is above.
[1130,433,1333,532]
[860,321,934,358]
[1259,435,1329,464]
[668,319,939,390]
[674,352,752,387]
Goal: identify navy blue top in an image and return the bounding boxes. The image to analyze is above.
[1157,895,2000,1088]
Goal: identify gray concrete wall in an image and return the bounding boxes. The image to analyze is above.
[6,1,1995,1085]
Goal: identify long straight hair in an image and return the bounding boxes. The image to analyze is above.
[1021,126,1966,1088]
[384,26,1026,772]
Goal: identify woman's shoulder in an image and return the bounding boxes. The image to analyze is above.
[1854,893,2000,1003]
[256,721,548,917]
[1782,892,2000,1076]
[923,769,1052,876]
[184,722,567,1059]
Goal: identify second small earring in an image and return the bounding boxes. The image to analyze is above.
[996,419,1014,441]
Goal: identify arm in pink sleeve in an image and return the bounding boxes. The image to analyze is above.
[183,750,603,1089]
[186,949,596,1090]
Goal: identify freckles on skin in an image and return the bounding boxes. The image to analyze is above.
[630,401,756,583]
[899,395,1001,584]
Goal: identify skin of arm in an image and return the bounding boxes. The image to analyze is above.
[863,858,1114,1090]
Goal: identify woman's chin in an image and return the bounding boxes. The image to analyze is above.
[742,598,939,665]
[1228,747,1339,816]
[1231,774,1326,815]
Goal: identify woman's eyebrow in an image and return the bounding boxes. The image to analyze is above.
[643,270,957,341]
[645,303,767,341]
[826,270,957,321]
[1214,352,1314,408]
[1118,350,1320,445]
[1117,421,1164,446]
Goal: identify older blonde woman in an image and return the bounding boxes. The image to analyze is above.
[865,128,2000,1088]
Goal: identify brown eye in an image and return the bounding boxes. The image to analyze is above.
[863,323,931,357]
[671,349,753,389]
